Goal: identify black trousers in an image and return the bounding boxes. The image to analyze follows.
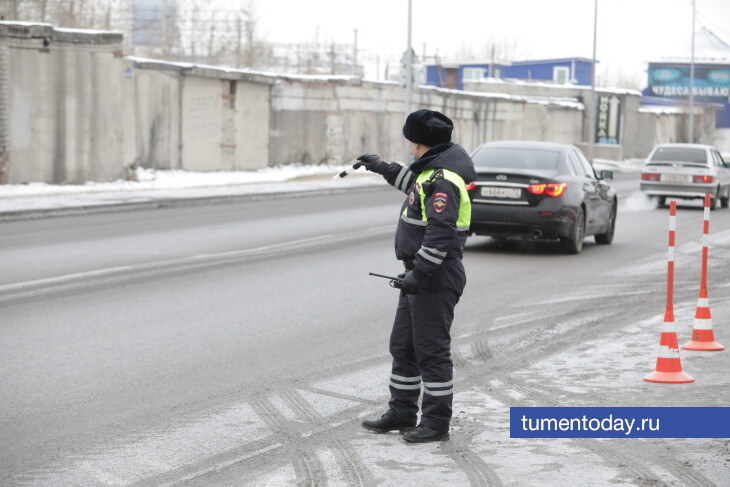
[387,258,466,431]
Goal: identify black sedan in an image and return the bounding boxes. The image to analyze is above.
[466,141,617,254]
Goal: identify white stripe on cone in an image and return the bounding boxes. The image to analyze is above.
[693,317,713,330]
[656,345,681,359]
[661,322,676,333]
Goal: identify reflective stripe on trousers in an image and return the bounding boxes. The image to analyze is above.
[387,258,465,431]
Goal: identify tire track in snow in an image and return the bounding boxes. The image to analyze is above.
[455,297,718,487]
[283,389,371,487]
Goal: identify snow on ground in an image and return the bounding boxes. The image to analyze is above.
[0,158,643,197]
[0,157,642,216]
[593,158,644,173]
[0,164,382,215]
[0,164,364,197]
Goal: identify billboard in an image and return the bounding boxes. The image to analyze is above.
[648,64,730,101]
[595,94,621,145]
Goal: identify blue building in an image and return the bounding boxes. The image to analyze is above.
[425,57,595,91]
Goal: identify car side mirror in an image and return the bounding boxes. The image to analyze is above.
[599,170,614,180]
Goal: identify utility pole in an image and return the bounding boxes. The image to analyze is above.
[161,0,168,57]
[689,0,696,143]
[236,16,242,68]
[588,0,598,162]
[353,29,358,76]
[405,0,413,116]
[245,18,254,68]
[330,42,336,75]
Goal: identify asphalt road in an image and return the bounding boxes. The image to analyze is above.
[2,174,729,486]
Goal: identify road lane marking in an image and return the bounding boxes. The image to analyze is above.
[0,225,394,304]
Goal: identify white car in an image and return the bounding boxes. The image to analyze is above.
[640,143,730,209]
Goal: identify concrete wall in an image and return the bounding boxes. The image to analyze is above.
[1,22,721,184]
[235,81,270,170]
[181,76,223,171]
[464,78,718,159]
[1,23,126,184]
[636,107,718,157]
[270,80,584,166]
[0,23,275,183]
[128,62,181,171]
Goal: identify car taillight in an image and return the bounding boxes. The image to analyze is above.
[465,182,477,191]
[641,173,660,181]
[692,175,713,184]
[526,182,566,197]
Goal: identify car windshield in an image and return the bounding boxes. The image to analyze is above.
[650,147,707,164]
[472,147,560,170]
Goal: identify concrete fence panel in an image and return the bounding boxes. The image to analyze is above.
[1,21,720,184]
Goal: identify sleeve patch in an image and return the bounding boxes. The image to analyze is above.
[433,192,448,213]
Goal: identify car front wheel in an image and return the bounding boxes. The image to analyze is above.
[561,207,584,254]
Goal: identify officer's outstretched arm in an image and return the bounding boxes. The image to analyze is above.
[381,164,416,194]
[411,179,460,283]
[357,153,415,194]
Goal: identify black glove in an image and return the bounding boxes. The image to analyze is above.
[356,153,386,174]
[400,271,421,294]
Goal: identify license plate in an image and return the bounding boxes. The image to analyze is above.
[480,186,521,199]
[661,174,691,183]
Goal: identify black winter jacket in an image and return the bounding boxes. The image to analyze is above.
[378,142,477,287]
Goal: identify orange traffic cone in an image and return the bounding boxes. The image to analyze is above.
[644,201,694,383]
[682,288,725,351]
[644,307,695,383]
[682,194,724,352]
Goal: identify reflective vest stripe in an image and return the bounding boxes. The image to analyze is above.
[401,214,427,226]
[395,166,412,194]
[417,249,443,264]
[421,246,447,257]
[403,168,471,229]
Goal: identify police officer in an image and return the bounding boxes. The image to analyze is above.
[358,109,476,443]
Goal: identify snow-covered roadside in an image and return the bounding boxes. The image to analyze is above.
[0,164,382,216]
[0,164,374,197]
[0,158,643,217]
[593,158,644,173]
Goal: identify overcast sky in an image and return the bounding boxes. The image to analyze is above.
[253,0,730,86]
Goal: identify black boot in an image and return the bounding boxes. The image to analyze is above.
[402,425,449,443]
[361,411,416,434]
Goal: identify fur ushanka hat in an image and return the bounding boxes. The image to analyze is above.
[402,109,454,146]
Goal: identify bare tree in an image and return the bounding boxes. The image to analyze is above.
[453,37,531,64]
[598,66,643,91]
